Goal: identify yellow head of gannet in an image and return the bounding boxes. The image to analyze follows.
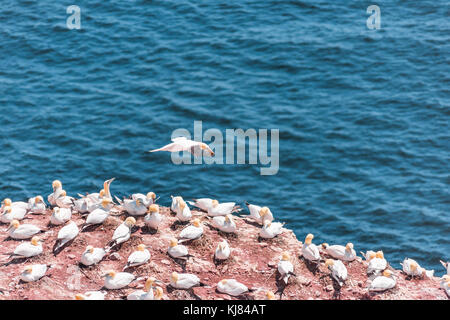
[136,198,142,206]
[99,189,105,198]
[24,266,33,274]
[149,204,159,213]
[75,294,85,300]
[35,196,44,204]
[179,200,186,211]
[263,220,272,228]
[225,214,233,223]
[321,243,329,249]
[212,200,219,208]
[192,218,201,227]
[220,279,228,285]
[101,198,112,208]
[104,270,116,278]
[410,261,418,272]
[305,233,314,245]
[125,217,136,227]
[169,239,178,247]
[144,277,156,291]
[155,287,163,299]
[3,198,12,207]
[147,192,156,200]
[52,180,62,191]
[383,270,394,277]
[345,243,354,251]
[31,236,40,246]
[7,219,20,231]
[266,291,275,300]
[85,245,94,254]
[376,251,384,259]
[260,207,269,216]
[325,259,334,267]
[171,272,179,283]
[368,252,376,260]
[282,252,291,261]
[137,244,146,251]
[60,190,67,197]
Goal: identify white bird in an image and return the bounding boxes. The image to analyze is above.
[81,198,113,231]
[188,198,213,212]
[217,279,249,296]
[150,136,215,157]
[0,206,27,223]
[50,207,72,225]
[168,239,190,259]
[131,192,157,208]
[48,180,63,206]
[117,197,147,216]
[80,245,106,266]
[361,250,377,261]
[207,200,241,217]
[325,259,348,287]
[28,196,46,214]
[55,190,75,209]
[170,272,202,289]
[178,219,203,243]
[75,291,105,300]
[100,177,115,200]
[440,275,450,297]
[367,251,388,275]
[440,260,449,275]
[278,252,294,284]
[322,242,357,262]
[212,214,237,233]
[1,198,28,212]
[259,220,284,239]
[368,269,396,292]
[215,240,231,261]
[7,236,43,259]
[54,221,79,253]
[175,199,192,222]
[171,195,183,213]
[245,202,274,225]
[20,264,47,282]
[400,258,434,278]
[127,278,162,300]
[73,196,94,214]
[103,270,135,290]
[144,204,163,230]
[302,233,321,264]
[6,220,42,240]
[106,217,136,251]
[123,244,151,270]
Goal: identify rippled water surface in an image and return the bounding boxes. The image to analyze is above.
[0,1,448,271]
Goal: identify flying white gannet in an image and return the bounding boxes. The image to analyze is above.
[168,238,190,260]
[123,244,151,270]
[368,269,396,292]
[75,291,106,300]
[105,217,136,251]
[81,198,113,231]
[6,220,42,240]
[48,180,63,206]
[400,258,434,279]
[325,259,348,287]
[215,240,231,261]
[127,277,161,300]
[259,220,284,239]
[321,242,357,262]
[278,252,295,284]
[150,137,215,157]
[131,192,157,208]
[50,207,72,225]
[245,202,274,225]
[54,221,79,253]
[144,204,163,230]
[207,200,241,217]
[0,206,27,223]
[170,272,202,289]
[212,214,237,233]
[302,233,321,264]
[20,264,48,282]
[7,236,43,260]
[440,260,449,275]
[175,199,192,222]
[178,219,203,243]
[103,270,135,290]
[28,196,46,214]
[217,279,249,296]
[80,245,106,266]
[367,251,388,275]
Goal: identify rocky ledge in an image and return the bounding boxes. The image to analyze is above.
[0,206,447,300]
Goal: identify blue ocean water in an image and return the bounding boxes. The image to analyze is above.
[0,1,448,271]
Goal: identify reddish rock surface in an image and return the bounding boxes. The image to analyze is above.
[0,206,447,300]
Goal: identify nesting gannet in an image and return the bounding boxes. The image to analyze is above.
[168,239,190,259]
[170,272,202,289]
[217,279,249,296]
[325,259,348,287]
[361,250,376,262]
[400,258,434,279]
[1,198,29,212]
[440,260,449,275]
[259,220,284,239]
[144,204,163,230]
[368,269,396,292]
[150,137,215,157]
[245,202,274,225]
[212,214,237,233]
[188,198,213,212]
[440,275,450,297]
[75,291,105,300]
[80,245,106,266]
[171,196,183,213]
[127,277,158,300]
[215,240,231,261]
[175,199,192,222]
[207,200,241,217]
[302,234,321,264]
[8,236,43,259]
[117,197,147,216]
[321,242,357,262]
[81,198,113,231]
[50,207,72,225]
[28,196,46,214]
[55,190,75,209]
[123,244,151,270]
[132,192,157,208]
[178,219,203,243]
[54,221,79,253]
[73,196,94,214]
[20,264,47,282]
[278,252,295,284]
[48,180,63,206]
[0,206,27,223]
[367,251,387,275]
[6,220,42,240]
[103,270,135,290]
[105,217,136,251]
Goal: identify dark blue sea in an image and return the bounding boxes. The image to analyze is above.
[0,1,448,272]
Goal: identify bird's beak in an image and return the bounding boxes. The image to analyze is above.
[211,151,215,156]
[6,225,12,232]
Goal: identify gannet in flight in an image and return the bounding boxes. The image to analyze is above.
[6,220,42,240]
[170,272,203,289]
[75,291,105,300]
[215,240,231,261]
[212,214,237,233]
[150,137,214,157]
[217,279,249,296]
[368,269,396,292]
[245,202,274,225]
[54,221,79,253]
[20,264,47,282]
[168,238,190,260]
[80,245,106,266]
[105,217,136,251]
[48,180,63,206]
[302,233,320,264]
[207,200,241,217]
[278,252,295,284]
[123,244,151,270]
[400,258,434,279]
[144,204,163,230]
[325,259,348,287]
[178,219,203,243]
[50,207,72,225]
[28,196,46,214]
[321,242,357,262]
[0,206,27,223]
[103,270,135,290]
[6,236,43,260]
